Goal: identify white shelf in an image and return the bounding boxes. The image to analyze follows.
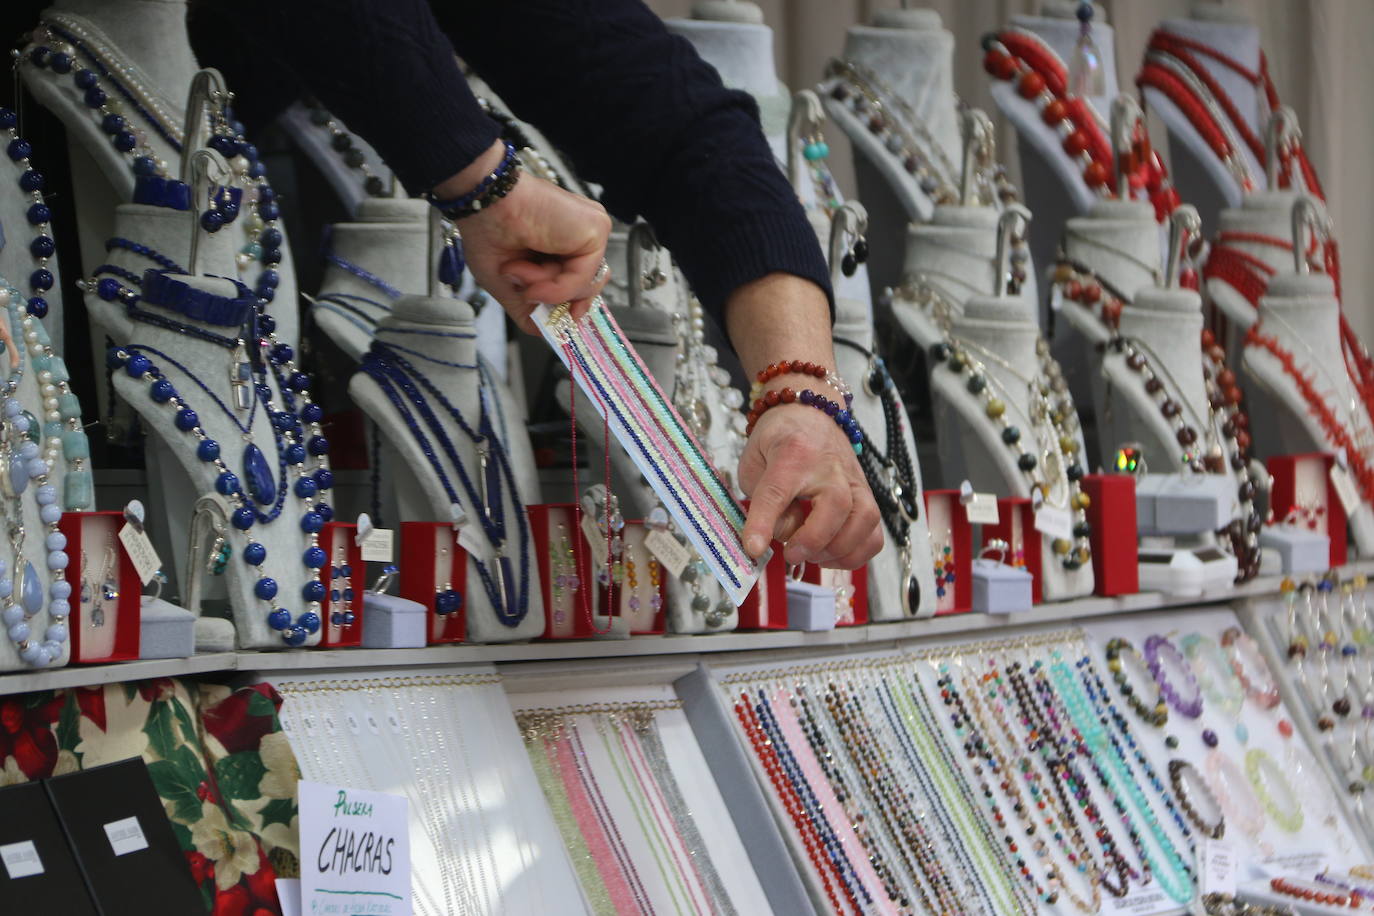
[2,563,1367,695]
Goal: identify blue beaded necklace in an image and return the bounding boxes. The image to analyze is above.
[323,250,403,300]
[357,344,530,625]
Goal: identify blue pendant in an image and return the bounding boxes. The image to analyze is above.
[20,562,42,615]
[242,443,276,506]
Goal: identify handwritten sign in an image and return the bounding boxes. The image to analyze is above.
[298,781,410,916]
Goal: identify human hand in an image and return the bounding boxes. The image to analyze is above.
[435,140,612,332]
[737,400,883,569]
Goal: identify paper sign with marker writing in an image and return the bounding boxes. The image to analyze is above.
[299,781,410,916]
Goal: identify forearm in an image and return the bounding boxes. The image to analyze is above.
[725,273,837,383]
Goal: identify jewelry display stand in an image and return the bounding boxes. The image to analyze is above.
[1140,7,1264,224]
[1242,274,1374,557]
[311,199,430,361]
[1080,608,1372,878]
[21,2,299,349]
[932,295,1094,600]
[276,101,395,218]
[89,200,319,649]
[1207,191,1301,330]
[275,667,586,916]
[666,2,789,164]
[892,206,1001,353]
[351,295,544,643]
[506,675,774,913]
[989,6,1117,290]
[822,9,959,292]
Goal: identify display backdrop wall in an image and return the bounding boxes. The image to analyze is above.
[644,0,1374,345]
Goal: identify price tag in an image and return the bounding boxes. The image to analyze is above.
[364,712,381,736]
[1331,464,1361,518]
[118,523,162,586]
[0,840,43,879]
[1098,885,1175,916]
[359,527,394,563]
[1198,837,1236,897]
[644,528,691,579]
[103,816,148,857]
[580,513,609,569]
[344,711,361,736]
[1034,505,1073,542]
[965,492,1000,525]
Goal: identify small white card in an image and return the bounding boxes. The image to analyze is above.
[1331,464,1361,518]
[1198,838,1236,898]
[299,781,411,916]
[118,523,161,586]
[359,527,394,563]
[644,528,691,579]
[965,492,1000,525]
[1034,505,1073,542]
[0,840,43,879]
[274,878,302,916]
[1098,884,1177,916]
[103,815,148,857]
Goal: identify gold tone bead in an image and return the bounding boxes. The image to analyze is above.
[1059,435,1078,454]
[985,398,1006,419]
[1074,492,1091,510]
[1053,538,1071,555]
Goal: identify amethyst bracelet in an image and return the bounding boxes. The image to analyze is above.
[1145,634,1204,719]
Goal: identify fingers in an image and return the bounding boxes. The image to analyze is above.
[813,489,882,567]
[524,247,607,308]
[783,478,852,564]
[740,458,804,559]
[499,259,562,291]
[822,520,886,571]
[772,501,807,546]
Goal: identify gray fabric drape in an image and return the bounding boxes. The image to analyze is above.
[647,0,1374,340]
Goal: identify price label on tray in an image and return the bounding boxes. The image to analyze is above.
[119,522,162,585]
[1033,505,1073,542]
[965,492,1000,525]
[644,528,691,579]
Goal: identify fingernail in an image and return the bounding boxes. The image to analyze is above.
[502,274,526,293]
[746,534,766,557]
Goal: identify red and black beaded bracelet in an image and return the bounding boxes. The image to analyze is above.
[749,359,853,407]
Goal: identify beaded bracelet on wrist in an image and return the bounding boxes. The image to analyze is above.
[426,141,521,219]
[744,387,863,454]
[749,359,852,407]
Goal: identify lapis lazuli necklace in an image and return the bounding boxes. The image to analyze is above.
[357,342,530,626]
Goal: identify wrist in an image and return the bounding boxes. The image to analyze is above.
[427,139,520,219]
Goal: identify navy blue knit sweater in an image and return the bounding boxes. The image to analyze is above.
[193,0,831,321]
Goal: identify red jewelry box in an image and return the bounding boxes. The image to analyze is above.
[1267,453,1347,568]
[923,490,972,615]
[316,523,364,648]
[983,498,1042,605]
[801,564,869,626]
[620,522,665,635]
[398,522,468,644]
[737,546,788,630]
[59,512,140,663]
[529,503,615,640]
[1082,473,1139,596]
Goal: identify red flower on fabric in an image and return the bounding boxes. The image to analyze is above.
[243,846,282,914]
[0,694,64,779]
[186,850,214,886]
[211,882,251,916]
[202,684,282,755]
[73,686,107,732]
[137,678,176,704]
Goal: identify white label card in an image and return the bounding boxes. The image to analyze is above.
[118,523,161,586]
[298,781,411,916]
[1198,838,1236,897]
[644,528,691,579]
[274,878,302,916]
[360,528,394,563]
[1034,505,1074,542]
[1331,465,1361,518]
[580,513,610,569]
[103,815,148,857]
[1098,884,1176,916]
[965,493,1000,525]
[0,840,43,879]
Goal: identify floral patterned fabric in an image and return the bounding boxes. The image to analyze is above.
[0,677,300,915]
